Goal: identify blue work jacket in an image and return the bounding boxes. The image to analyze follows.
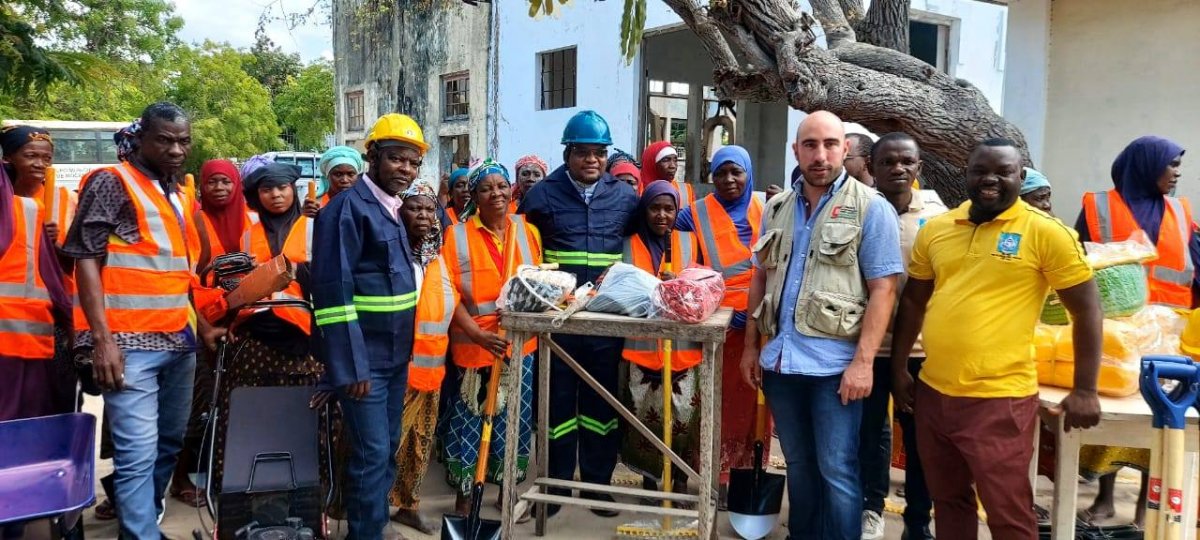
[311,177,417,387]
[518,165,637,285]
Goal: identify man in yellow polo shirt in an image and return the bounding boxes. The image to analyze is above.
[890,138,1103,539]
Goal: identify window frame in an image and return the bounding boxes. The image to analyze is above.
[442,72,471,121]
[537,47,577,111]
[345,90,365,132]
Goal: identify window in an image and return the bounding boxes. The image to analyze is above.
[48,130,109,165]
[440,135,470,173]
[538,47,577,110]
[345,91,365,132]
[910,19,951,73]
[443,73,470,121]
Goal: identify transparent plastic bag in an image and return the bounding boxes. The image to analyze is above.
[496,265,577,313]
[585,262,661,317]
[1084,230,1158,269]
[651,266,726,323]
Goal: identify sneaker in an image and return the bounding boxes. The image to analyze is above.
[862,510,885,540]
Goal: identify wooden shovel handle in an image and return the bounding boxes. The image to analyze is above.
[474,353,507,485]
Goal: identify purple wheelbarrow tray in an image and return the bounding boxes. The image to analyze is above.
[0,413,96,525]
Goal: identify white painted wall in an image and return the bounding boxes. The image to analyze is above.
[496,0,1008,183]
[1001,0,1050,167]
[1035,0,1200,221]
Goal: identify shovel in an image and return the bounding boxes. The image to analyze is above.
[1139,355,1192,539]
[442,353,507,540]
[1141,357,1199,540]
[727,390,785,540]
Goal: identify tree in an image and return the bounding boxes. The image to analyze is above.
[243,30,303,97]
[274,61,335,151]
[170,42,283,170]
[560,0,1026,204]
[57,0,184,62]
[0,2,96,97]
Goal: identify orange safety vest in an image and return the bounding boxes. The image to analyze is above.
[674,180,695,204]
[198,210,258,261]
[409,255,457,391]
[443,215,540,368]
[244,214,314,335]
[690,193,763,311]
[446,205,460,224]
[74,163,197,333]
[0,196,56,359]
[1082,189,1195,308]
[32,185,76,246]
[620,231,703,370]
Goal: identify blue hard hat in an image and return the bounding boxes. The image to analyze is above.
[561,110,613,146]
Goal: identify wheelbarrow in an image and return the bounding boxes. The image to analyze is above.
[0,412,97,539]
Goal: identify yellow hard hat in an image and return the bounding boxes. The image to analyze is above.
[1181,308,1200,361]
[365,113,429,154]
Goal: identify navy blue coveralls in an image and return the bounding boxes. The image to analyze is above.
[519,165,638,489]
[311,176,417,539]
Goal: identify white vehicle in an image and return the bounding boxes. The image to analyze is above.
[2,119,128,192]
[262,151,326,197]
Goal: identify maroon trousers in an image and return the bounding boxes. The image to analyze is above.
[915,382,1039,540]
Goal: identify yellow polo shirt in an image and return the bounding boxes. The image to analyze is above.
[909,200,1093,398]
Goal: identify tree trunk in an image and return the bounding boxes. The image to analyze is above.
[655,0,1026,205]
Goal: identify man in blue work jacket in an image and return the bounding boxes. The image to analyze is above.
[519,110,638,518]
[311,113,423,540]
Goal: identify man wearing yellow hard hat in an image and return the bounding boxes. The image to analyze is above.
[311,113,427,539]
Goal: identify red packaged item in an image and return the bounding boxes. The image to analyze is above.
[651,266,726,323]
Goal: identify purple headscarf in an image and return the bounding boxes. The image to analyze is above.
[629,180,680,274]
[1112,136,1186,243]
[0,166,72,328]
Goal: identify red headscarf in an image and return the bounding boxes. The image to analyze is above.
[199,159,247,254]
[640,141,676,191]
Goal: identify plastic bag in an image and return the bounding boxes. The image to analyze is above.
[651,266,726,323]
[497,265,577,313]
[1084,230,1158,269]
[585,262,661,317]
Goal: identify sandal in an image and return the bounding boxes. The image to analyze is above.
[94,498,117,521]
[1076,506,1115,525]
[170,487,208,508]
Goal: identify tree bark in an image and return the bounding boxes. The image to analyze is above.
[655,0,1027,205]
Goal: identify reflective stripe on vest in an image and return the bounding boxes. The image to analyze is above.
[1156,197,1195,285]
[108,165,190,274]
[621,231,696,271]
[544,250,621,267]
[353,291,417,312]
[1093,191,1115,243]
[693,200,753,279]
[414,259,455,369]
[0,317,54,336]
[0,198,50,301]
[454,217,536,317]
[1,197,56,357]
[242,212,260,252]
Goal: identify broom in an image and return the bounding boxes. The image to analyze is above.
[616,253,698,539]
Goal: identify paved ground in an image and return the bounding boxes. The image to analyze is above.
[26,397,1142,539]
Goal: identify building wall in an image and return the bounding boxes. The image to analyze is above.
[332,0,489,187]
[1039,0,1200,218]
[1001,0,1050,166]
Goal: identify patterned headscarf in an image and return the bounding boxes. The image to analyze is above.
[0,126,53,156]
[113,119,143,162]
[460,157,510,221]
[514,154,549,176]
[400,179,443,266]
[607,148,640,171]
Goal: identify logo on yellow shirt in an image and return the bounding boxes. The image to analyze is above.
[996,232,1022,258]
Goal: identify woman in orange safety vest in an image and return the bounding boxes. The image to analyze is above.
[445,167,470,223]
[1074,136,1197,525]
[388,179,457,533]
[317,145,363,207]
[0,126,74,427]
[209,162,323,492]
[619,180,702,495]
[440,158,540,515]
[674,144,770,488]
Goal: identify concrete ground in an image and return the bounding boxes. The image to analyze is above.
[24,397,1142,539]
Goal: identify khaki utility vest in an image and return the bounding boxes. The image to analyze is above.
[752,177,874,341]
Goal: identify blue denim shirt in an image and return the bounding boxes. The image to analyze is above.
[757,174,903,376]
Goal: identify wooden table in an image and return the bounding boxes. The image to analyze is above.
[1037,386,1200,539]
[498,308,733,539]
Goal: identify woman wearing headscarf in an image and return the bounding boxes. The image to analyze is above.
[674,144,770,492]
[611,161,641,188]
[0,128,75,539]
[388,179,456,534]
[1073,136,1197,526]
[319,145,365,205]
[511,154,549,214]
[641,141,694,202]
[446,167,471,223]
[209,162,322,492]
[440,158,540,514]
[193,159,253,271]
[1020,167,1053,214]
[2,126,75,245]
[619,180,703,494]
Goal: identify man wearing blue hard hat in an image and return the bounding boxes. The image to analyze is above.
[519,110,638,518]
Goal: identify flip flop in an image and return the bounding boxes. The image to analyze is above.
[170,487,208,508]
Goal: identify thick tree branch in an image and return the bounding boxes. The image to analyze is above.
[854,0,909,52]
[659,0,740,71]
[808,0,856,48]
[839,0,864,25]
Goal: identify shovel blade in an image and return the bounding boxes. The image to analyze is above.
[726,467,786,516]
[729,511,780,540]
[441,514,501,540]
